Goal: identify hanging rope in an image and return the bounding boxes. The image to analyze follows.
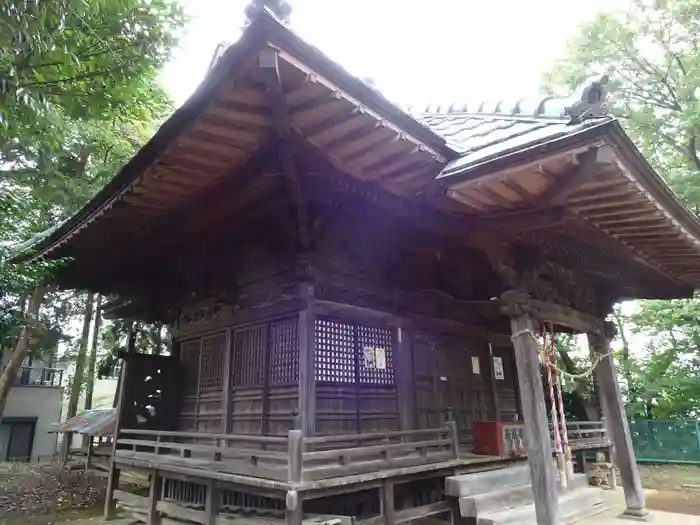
[510,328,618,380]
[547,322,575,483]
[543,329,567,489]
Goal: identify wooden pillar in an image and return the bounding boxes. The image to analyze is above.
[204,479,220,525]
[588,329,648,519]
[396,323,415,431]
[285,490,303,525]
[104,329,134,519]
[381,479,396,525]
[85,437,94,471]
[147,469,162,525]
[222,328,233,433]
[509,314,559,525]
[298,282,316,437]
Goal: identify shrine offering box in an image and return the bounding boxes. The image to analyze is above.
[473,421,525,456]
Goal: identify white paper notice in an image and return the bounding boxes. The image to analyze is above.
[471,356,480,375]
[493,356,505,380]
[375,348,387,370]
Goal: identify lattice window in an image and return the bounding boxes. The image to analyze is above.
[232,325,266,387]
[357,324,395,384]
[199,334,225,390]
[180,340,201,394]
[269,318,299,385]
[315,318,356,383]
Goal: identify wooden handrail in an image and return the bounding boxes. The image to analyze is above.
[115,425,459,484]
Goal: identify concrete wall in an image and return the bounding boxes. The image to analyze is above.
[1,386,63,461]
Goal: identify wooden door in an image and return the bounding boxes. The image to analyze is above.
[412,331,492,446]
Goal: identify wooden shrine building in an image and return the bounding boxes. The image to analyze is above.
[20,11,700,525]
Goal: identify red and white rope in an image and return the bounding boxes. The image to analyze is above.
[543,331,563,457]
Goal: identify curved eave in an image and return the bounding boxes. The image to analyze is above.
[15,11,453,264]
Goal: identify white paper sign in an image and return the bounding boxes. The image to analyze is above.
[363,347,376,369]
[493,356,505,380]
[363,347,387,370]
[375,347,387,370]
[471,356,481,375]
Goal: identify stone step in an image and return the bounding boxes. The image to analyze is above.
[476,488,606,525]
[445,464,533,497]
[457,473,591,517]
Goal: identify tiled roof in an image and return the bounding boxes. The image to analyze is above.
[411,76,613,176]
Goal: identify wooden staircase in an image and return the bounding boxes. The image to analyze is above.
[445,464,607,525]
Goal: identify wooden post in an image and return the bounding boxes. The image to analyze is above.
[147,469,162,525]
[222,328,233,433]
[285,490,303,525]
[85,437,94,471]
[381,479,396,525]
[486,342,501,421]
[204,479,220,525]
[396,324,415,432]
[509,314,559,525]
[588,329,648,519]
[288,429,303,483]
[298,282,316,437]
[104,331,134,519]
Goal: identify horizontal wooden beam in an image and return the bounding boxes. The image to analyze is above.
[498,289,603,335]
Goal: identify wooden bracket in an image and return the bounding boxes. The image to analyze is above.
[259,47,311,251]
[539,146,614,206]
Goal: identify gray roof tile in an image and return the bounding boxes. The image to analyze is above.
[410,75,613,176]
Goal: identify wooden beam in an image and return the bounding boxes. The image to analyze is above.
[147,469,162,525]
[260,47,310,251]
[499,290,602,335]
[588,329,648,520]
[476,206,567,232]
[539,147,613,206]
[509,313,559,525]
[298,282,316,437]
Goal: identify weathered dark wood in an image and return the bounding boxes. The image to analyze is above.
[222,328,232,433]
[315,300,401,327]
[147,469,162,525]
[396,324,415,431]
[288,430,303,483]
[500,289,602,334]
[104,336,133,519]
[380,479,395,525]
[285,490,303,525]
[298,283,316,437]
[204,479,220,525]
[509,314,559,525]
[588,330,648,519]
[486,343,501,421]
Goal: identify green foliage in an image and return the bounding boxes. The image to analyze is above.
[544,0,700,210]
[547,0,700,419]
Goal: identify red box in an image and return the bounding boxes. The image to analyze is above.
[473,421,525,457]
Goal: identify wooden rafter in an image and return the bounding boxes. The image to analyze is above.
[539,147,613,207]
[259,47,310,251]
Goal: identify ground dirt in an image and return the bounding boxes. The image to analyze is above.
[0,463,106,524]
[639,464,700,515]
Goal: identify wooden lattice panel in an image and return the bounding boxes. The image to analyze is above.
[200,334,225,390]
[269,318,299,385]
[232,325,266,387]
[357,324,395,384]
[180,340,201,394]
[315,318,355,383]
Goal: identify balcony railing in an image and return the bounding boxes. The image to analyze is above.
[15,367,63,388]
[115,423,460,485]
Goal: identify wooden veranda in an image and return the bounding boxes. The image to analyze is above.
[17,9,700,525]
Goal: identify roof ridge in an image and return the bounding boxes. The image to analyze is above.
[408,75,611,124]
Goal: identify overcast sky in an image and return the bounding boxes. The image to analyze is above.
[160,0,630,108]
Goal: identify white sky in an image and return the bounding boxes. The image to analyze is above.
[160,0,630,108]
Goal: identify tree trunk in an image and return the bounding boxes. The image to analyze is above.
[0,285,51,419]
[62,292,94,461]
[84,295,103,411]
[67,292,95,419]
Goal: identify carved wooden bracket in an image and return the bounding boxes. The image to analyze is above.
[499,289,603,335]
